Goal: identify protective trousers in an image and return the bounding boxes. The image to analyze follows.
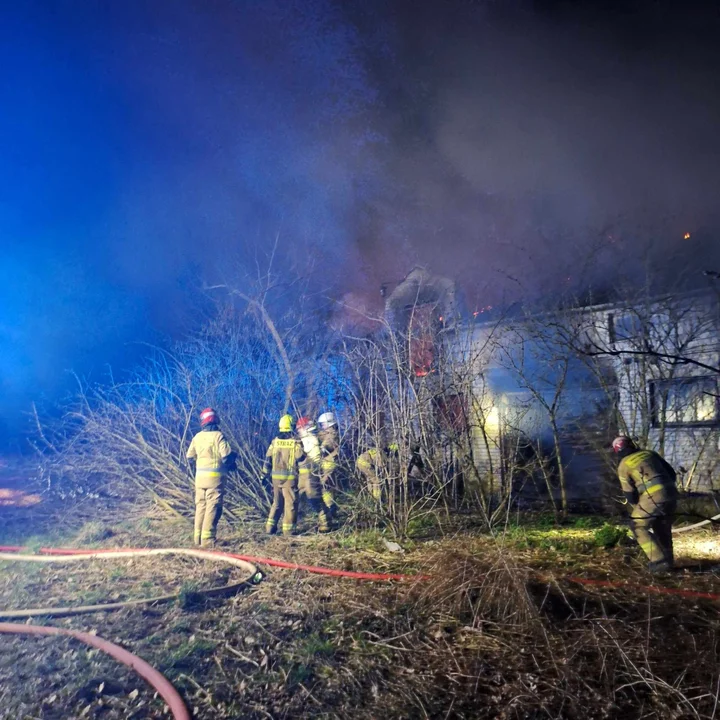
[360,469,382,501]
[631,491,676,567]
[266,478,298,535]
[299,465,330,532]
[194,486,223,547]
[319,467,337,516]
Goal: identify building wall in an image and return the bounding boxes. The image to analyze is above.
[458,321,614,507]
[583,296,720,491]
[457,293,720,501]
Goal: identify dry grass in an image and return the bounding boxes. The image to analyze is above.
[0,514,719,719]
[0,554,248,612]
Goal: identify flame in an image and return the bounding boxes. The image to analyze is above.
[0,488,42,507]
[684,232,691,240]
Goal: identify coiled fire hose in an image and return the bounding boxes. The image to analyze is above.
[1,543,719,720]
[1,543,718,608]
[0,548,260,720]
[0,545,422,720]
[0,548,260,618]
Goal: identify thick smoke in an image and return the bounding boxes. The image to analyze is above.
[0,0,381,441]
[349,0,720,304]
[2,0,720,444]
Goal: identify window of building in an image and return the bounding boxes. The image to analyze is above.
[650,376,720,427]
[608,311,643,344]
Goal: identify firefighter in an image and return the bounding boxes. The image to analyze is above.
[263,414,305,536]
[296,416,331,533]
[356,443,400,502]
[317,411,340,517]
[186,407,234,548]
[613,436,678,573]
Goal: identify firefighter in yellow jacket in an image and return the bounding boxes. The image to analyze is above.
[317,412,340,517]
[263,414,306,536]
[296,416,331,532]
[613,436,678,573]
[356,443,400,502]
[186,407,234,547]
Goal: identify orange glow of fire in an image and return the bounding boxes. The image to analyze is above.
[0,488,42,507]
[472,305,494,318]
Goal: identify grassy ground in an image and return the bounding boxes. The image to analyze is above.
[0,501,719,719]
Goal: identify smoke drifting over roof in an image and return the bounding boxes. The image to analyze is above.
[350,1,720,301]
[1,0,720,443]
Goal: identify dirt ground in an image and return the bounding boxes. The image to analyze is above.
[1,500,719,720]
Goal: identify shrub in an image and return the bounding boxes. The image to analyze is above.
[593,523,626,548]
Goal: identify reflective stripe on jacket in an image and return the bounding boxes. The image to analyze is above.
[187,429,232,489]
[618,449,677,500]
[319,428,339,472]
[264,436,305,481]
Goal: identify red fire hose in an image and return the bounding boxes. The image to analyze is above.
[558,574,720,601]
[1,545,718,600]
[0,545,423,719]
[1,543,719,720]
[0,621,190,720]
[0,545,427,582]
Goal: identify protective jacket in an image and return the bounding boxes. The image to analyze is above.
[263,433,305,481]
[618,448,677,569]
[618,449,676,504]
[297,431,330,532]
[187,426,232,547]
[264,432,306,536]
[356,447,400,500]
[318,427,340,474]
[187,428,233,489]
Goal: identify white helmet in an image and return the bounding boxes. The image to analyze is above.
[318,412,337,429]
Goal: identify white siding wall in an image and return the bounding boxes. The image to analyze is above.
[586,298,720,491]
[458,294,720,496]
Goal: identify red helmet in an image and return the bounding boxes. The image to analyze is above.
[296,416,315,433]
[612,436,636,453]
[200,407,218,427]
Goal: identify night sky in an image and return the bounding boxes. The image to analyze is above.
[2,0,720,446]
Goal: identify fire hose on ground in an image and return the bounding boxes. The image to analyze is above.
[1,543,719,610]
[672,512,720,534]
[0,548,260,618]
[0,621,192,720]
[0,545,425,720]
[0,544,719,720]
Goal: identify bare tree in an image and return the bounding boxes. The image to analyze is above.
[556,278,720,493]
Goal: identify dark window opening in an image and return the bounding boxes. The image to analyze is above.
[609,312,643,345]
